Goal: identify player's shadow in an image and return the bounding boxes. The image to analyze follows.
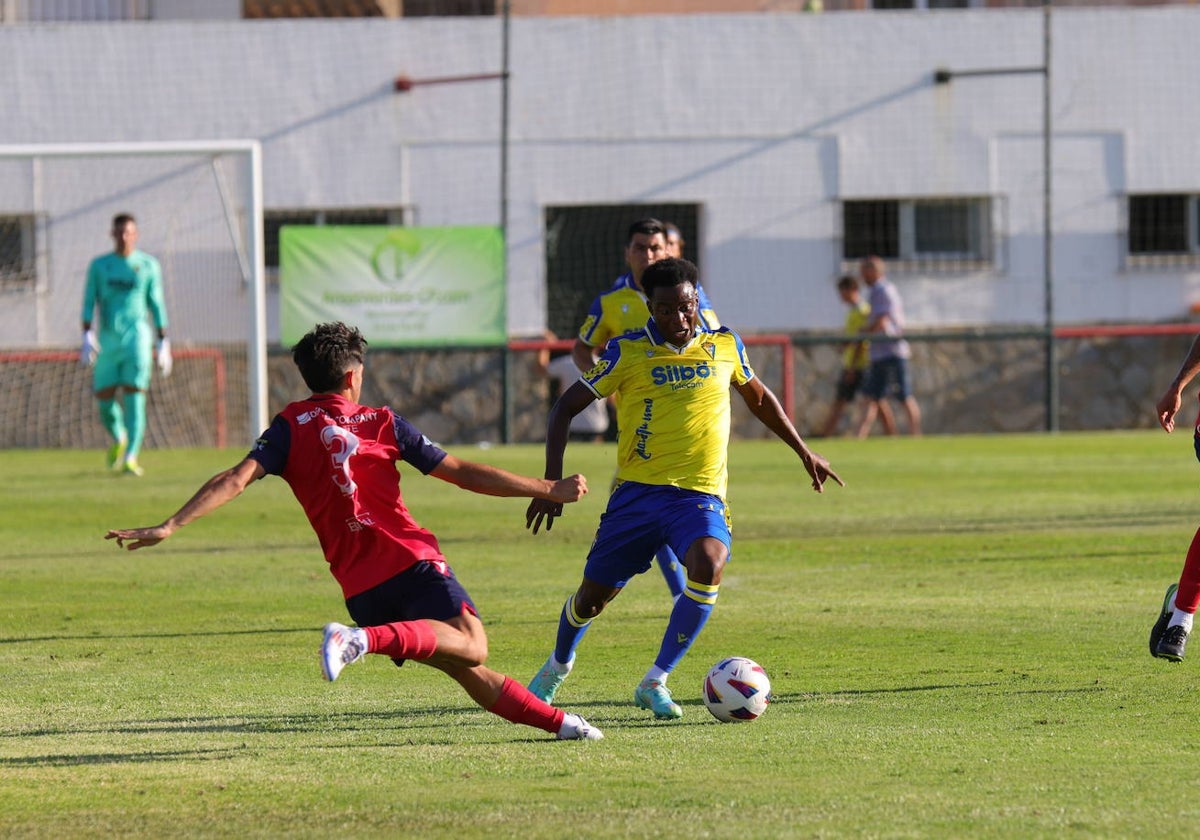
[0,626,316,645]
[0,704,575,767]
[774,682,1108,701]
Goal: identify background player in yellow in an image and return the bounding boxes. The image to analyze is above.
[571,218,718,373]
[816,273,894,437]
[526,257,842,719]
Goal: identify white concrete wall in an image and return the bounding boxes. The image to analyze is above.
[1,9,1197,347]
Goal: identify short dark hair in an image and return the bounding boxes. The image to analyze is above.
[627,217,666,244]
[837,274,858,292]
[292,321,367,393]
[640,257,699,296]
[112,213,136,228]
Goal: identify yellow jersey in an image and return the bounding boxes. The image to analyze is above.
[580,320,754,498]
[577,272,720,351]
[842,300,871,371]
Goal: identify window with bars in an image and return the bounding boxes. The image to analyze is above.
[1128,194,1200,264]
[842,197,993,270]
[0,215,37,293]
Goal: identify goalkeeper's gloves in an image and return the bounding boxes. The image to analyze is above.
[80,330,99,367]
[156,337,173,378]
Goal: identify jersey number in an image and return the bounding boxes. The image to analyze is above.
[320,425,360,496]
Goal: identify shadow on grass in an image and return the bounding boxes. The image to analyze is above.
[0,747,241,767]
[0,701,647,767]
[0,627,317,645]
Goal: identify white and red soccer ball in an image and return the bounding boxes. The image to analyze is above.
[703,656,772,722]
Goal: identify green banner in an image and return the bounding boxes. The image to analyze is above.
[280,226,506,347]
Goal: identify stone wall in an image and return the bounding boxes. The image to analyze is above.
[5,332,1192,449]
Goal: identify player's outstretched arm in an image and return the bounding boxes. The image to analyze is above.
[1158,333,1200,432]
[431,454,587,503]
[106,458,265,550]
[735,377,844,493]
[526,381,597,534]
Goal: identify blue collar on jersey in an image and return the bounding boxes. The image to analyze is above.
[612,271,639,292]
[645,317,714,350]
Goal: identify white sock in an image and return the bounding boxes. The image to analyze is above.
[1169,608,1194,632]
[643,666,669,685]
[557,712,583,737]
[551,654,573,674]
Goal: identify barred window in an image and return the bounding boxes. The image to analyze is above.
[843,197,993,270]
[0,215,37,293]
[1129,194,1198,254]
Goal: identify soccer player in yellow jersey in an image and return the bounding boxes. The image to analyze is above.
[526,258,842,719]
[571,218,720,601]
[571,219,718,373]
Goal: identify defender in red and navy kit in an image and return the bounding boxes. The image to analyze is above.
[108,322,602,740]
[251,394,451,600]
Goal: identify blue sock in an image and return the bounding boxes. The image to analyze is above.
[653,579,719,673]
[655,546,686,599]
[553,594,593,665]
[98,398,124,443]
[122,390,146,459]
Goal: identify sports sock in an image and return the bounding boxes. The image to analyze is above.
[121,390,146,459]
[655,546,686,600]
[546,653,573,674]
[652,578,719,674]
[98,398,124,443]
[364,620,438,660]
[1169,609,1194,632]
[553,594,594,665]
[487,676,565,734]
[1175,526,1200,614]
[642,665,669,685]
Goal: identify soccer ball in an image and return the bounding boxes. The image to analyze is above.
[702,656,771,722]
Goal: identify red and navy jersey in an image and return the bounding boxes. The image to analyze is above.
[249,393,448,599]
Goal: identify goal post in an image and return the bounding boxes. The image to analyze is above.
[0,140,267,446]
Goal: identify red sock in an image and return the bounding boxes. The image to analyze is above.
[487,676,566,734]
[1177,527,1200,613]
[364,621,439,660]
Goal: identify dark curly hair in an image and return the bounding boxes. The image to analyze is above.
[291,322,367,393]
[640,257,699,297]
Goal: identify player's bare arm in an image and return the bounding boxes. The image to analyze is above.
[106,457,265,550]
[571,338,598,374]
[527,380,596,534]
[735,377,844,493]
[431,453,587,503]
[1157,332,1200,432]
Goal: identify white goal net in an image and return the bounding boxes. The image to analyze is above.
[0,141,266,449]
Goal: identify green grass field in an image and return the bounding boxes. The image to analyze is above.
[3,432,1199,838]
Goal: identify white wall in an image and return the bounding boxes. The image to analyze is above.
[1,9,1197,347]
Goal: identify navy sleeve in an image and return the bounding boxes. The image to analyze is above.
[248,415,290,476]
[394,413,448,475]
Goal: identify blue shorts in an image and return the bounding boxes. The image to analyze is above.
[344,561,478,666]
[862,355,913,401]
[584,482,732,588]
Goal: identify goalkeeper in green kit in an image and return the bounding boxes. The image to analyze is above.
[80,213,171,477]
